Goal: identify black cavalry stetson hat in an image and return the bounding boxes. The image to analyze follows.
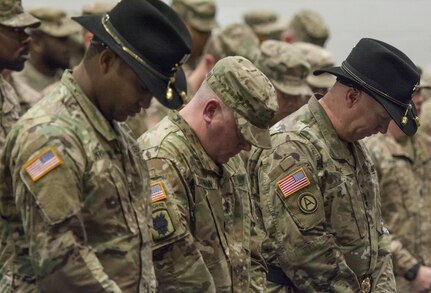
[72,0,192,109]
[314,38,420,136]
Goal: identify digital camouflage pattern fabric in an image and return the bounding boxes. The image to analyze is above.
[248,96,396,292]
[138,111,265,292]
[204,23,260,63]
[13,62,63,93]
[255,40,312,97]
[365,132,431,292]
[0,71,156,292]
[171,0,217,32]
[0,76,21,151]
[3,71,42,114]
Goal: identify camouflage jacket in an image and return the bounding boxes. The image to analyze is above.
[365,132,431,292]
[4,72,42,114]
[0,71,155,292]
[248,96,395,293]
[0,76,21,151]
[12,62,62,93]
[138,111,266,293]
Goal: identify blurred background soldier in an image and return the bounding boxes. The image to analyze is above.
[171,0,217,74]
[138,56,277,292]
[13,8,80,94]
[293,41,336,96]
[81,1,117,48]
[365,81,431,293]
[255,39,312,125]
[243,9,278,33]
[243,9,280,42]
[189,22,260,95]
[0,0,40,150]
[280,9,329,47]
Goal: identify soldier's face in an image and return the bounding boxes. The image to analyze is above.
[37,34,71,70]
[0,24,31,71]
[205,102,251,164]
[99,55,152,122]
[344,91,391,141]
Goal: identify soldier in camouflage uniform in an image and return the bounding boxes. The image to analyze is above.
[171,0,217,73]
[0,0,40,151]
[255,40,312,125]
[292,42,336,97]
[249,38,419,292]
[280,9,329,47]
[365,90,431,292]
[2,69,41,114]
[13,8,81,93]
[138,56,278,292]
[0,0,191,291]
[188,22,260,96]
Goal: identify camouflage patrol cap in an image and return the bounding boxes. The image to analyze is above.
[253,20,287,42]
[206,56,278,149]
[29,8,81,37]
[0,0,40,28]
[289,9,329,47]
[82,2,117,16]
[293,41,336,89]
[171,0,217,32]
[256,40,312,97]
[243,9,277,28]
[205,23,260,62]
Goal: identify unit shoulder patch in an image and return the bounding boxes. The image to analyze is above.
[277,167,310,198]
[298,192,318,213]
[24,147,62,182]
[151,201,175,241]
[150,181,167,203]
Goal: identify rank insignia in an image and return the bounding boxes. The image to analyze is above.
[150,181,167,203]
[277,167,310,198]
[24,147,62,182]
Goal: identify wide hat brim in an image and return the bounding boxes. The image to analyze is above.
[72,15,187,110]
[314,66,418,136]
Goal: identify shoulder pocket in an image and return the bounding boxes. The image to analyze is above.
[269,156,324,230]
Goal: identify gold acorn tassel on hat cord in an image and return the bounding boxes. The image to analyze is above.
[401,104,412,125]
[401,103,420,127]
[166,76,175,101]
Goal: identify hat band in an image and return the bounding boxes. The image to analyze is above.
[102,14,169,80]
[341,62,409,108]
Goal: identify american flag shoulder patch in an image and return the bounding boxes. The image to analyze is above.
[150,181,167,203]
[277,167,311,198]
[24,147,62,182]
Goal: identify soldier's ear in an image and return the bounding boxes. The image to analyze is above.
[98,48,117,74]
[202,99,221,123]
[345,87,361,108]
